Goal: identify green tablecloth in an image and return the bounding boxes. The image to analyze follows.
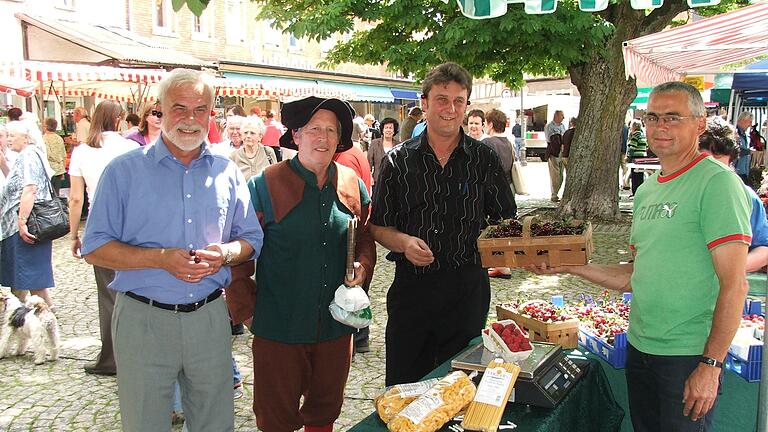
[597,354,760,432]
[349,346,760,432]
[349,355,624,432]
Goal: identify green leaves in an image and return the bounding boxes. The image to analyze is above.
[175,0,210,16]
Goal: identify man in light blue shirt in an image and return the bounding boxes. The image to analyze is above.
[81,69,263,432]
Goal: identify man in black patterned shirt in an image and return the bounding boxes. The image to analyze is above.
[370,62,516,386]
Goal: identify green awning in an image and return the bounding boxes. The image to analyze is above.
[630,87,652,110]
[454,0,720,17]
[316,80,395,102]
[709,89,732,107]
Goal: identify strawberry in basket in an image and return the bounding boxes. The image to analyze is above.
[483,320,533,362]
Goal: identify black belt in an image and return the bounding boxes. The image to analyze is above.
[125,289,222,313]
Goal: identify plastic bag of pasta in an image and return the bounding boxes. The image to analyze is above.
[387,371,476,432]
[374,378,440,423]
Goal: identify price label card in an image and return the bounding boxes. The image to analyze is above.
[474,367,514,407]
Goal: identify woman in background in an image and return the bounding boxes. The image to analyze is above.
[124,103,162,146]
[0,121,56,308]
[68,100,139,376]
[367,117,400,187]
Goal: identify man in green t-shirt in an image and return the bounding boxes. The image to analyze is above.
[531,81,750,432]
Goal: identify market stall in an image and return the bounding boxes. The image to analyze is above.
[622,2,768,86]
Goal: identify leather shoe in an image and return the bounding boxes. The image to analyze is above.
[488,269,512,279]
[231,323,245,335]
[83,364,116,376]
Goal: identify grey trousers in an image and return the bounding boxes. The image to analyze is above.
[92,266,116,373]
[112,292,234,432]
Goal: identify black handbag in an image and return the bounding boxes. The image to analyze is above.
[26,152,69,243]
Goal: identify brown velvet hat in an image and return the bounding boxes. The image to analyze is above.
[279,96,355,152]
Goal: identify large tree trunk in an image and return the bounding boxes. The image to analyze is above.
[560,5,642,220]
[558,4,685,221]
[559,51,636,221]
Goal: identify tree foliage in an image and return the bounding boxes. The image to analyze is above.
[246,0,746,86]
[179,0,749,220]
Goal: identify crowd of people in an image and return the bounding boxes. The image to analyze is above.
[0,62,766,432]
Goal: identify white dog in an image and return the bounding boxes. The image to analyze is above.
[0,289,60,364]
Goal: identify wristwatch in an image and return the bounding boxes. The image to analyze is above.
[700,356,723,369]
[222,248,234,266]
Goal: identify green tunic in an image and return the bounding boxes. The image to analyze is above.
[247,158,370,343]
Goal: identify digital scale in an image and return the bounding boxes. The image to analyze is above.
[451,341,588,408]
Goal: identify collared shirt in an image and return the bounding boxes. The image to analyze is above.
[0,146,51,241]
[81,137,263,304]
[43,133,66,175]
[371,128,516,274]
[261,118,284,147]
[544,120,566,143]
[248,158,371,343]
[229,145,276,180]
[75,118,90,144]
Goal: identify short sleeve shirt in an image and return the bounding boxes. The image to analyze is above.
[629,155,751,355]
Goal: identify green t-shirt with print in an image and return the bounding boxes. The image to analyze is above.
[629,155,751,356]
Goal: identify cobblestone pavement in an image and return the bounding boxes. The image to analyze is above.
[0,189,634,431]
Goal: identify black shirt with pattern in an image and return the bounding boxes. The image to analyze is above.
[371,128,516,274]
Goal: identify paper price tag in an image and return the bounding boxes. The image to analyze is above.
[399,393,444,424]
[474,367,514,407]
[393,378,440,398]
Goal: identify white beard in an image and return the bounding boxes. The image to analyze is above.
[163,124,205,151]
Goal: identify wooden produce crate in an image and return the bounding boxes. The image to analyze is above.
[496,304,579,349]
[478,216,593,268]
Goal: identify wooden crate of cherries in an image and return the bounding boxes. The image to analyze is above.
[477,216,594,268]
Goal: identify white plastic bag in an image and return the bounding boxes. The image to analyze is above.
[329,285,372,329]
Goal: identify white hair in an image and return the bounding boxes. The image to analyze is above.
[226,115,245,128]
[6,120,54,177]
[157,68,216,108]
[241,116,266,136]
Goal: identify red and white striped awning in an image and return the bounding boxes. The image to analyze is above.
[23,61,167,83]
[623,2,768,85]
[1,61,356,102]
[214,77,355,100]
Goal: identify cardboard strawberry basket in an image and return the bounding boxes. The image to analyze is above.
[482,320,534,362]
[477,216,594,268]
[496,303,580,349]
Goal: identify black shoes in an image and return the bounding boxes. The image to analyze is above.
[83,364,116,376]
[231,323,245,335]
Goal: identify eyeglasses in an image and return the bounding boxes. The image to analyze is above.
[642,114,697,126]
[150,110,163,118]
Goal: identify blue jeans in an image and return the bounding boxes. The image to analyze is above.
[232,356,241,386]
[173,381,182,412]
[626,343,722,432]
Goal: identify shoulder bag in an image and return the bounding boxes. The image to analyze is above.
[26,151,70,243]
[510,161,528,195]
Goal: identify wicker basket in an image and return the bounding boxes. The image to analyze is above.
[478,216,593,268]
[496,304,580,349]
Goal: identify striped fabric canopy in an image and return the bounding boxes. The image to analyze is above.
[453,0,720,17]
[22,61,167,83]
[623,2,768,85]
